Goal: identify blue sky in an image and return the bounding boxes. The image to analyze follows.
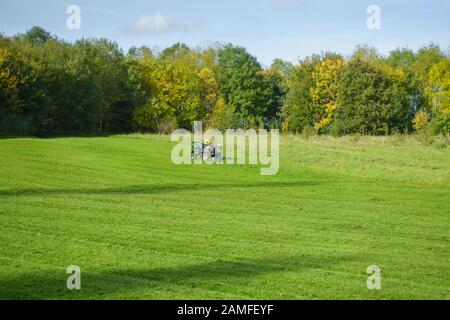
[1,0,449,65]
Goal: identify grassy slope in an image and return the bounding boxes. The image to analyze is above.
[0,135,449,299]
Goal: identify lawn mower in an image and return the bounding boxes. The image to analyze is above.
[191,140,222,161]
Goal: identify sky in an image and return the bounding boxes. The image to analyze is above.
[0,0,449,66]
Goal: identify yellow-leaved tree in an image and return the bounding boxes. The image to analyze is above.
[426,58,450,135]
[0,48,20,113]
[310,57,344,131]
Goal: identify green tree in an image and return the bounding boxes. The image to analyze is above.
[2,29,137,134]
[208,98,240,130]
[282,52,345,133]
[282,55,320,133]
[335,57,412,135]
[413,44,444,86]
[270,58,293,84]
[386,48,423,114]
[259,69,286,127]
[217,45,266,124]
[412,44,445,112]
[160,43,192,61]
[133,51,203,131]
[24,26,52,44]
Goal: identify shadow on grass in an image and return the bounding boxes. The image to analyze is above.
[0,254,360,299]
[0,136,35,140]
[0,180,327,197]
[0,133,115,140]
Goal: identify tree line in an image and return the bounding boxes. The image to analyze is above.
[0,27,449,136]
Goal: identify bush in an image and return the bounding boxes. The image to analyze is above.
[0,114,34,135]
[301,126,317,140]
[328,120,345,137]
[132,104,157,132]
[430,112,450,137]
[208,99,240,131]
[413,110,430,132]
[156,117,177,134]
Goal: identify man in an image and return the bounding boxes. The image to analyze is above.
[203,139,215,158]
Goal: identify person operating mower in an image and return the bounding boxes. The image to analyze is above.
[191,139,217,160]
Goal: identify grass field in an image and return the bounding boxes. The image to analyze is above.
[0,134,449,299]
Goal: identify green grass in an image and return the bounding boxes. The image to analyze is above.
[0,134,449,299]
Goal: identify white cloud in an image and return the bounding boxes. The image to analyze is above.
[127,13,200,35]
